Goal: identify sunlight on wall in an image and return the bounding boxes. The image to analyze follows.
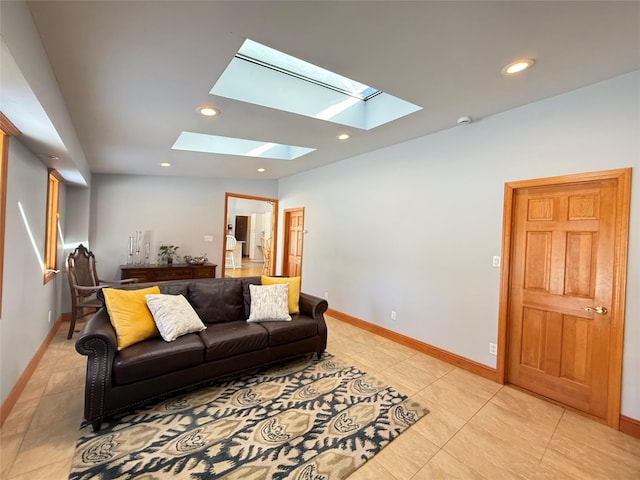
[57,218,65,247]
[18,201,44,271]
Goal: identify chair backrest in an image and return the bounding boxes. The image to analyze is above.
[225,235,237,251]
[260,237,271,256]
[260,237,272,261]
[66,244,99,296]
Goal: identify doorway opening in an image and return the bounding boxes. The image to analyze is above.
[222,193,278,277]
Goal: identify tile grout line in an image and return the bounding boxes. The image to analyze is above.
[414,383,505,480]
[3,367,53,479]
[530,408,566,479]
[2,328,68,479]
[5,326,79,479]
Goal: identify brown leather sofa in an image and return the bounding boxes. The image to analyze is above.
[75,276,328,431]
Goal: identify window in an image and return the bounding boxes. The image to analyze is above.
[44,169,61,284]
[0,112,20,316]
[236,39,382,101]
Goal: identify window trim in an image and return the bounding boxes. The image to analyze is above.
[44,169,62,284]
[0,112,20,317]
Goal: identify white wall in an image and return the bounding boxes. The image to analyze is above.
[65,186,91,248]
[89,174,278,280]
[0,139,66,405]
[278,71,640,419]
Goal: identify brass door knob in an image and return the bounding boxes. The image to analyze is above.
[585,306,608,315]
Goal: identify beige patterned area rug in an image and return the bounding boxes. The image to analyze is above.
[69,353,428,479]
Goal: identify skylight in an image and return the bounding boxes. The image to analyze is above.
[237,39,381,101]
[211,39,422,130]
[172,132,315,160]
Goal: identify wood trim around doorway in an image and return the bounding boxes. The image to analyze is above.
[222,192,278,275]
[496,168,631,429]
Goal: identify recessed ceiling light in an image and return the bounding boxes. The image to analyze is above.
[38,153,60,160]
[501,59,535,76]
[197,105,221,117]
[337,133,351,140]
[160,162,171,167]
[257,168,266,173]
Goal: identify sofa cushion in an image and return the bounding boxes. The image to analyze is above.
[259,317,319,346]
[188,279,244,323]
[113,334,205,385]
[247,284,292,322]
[145,294,206,342]
[199,321,268,361]
[159,283,189,297]
[241,277,261,318]
[103,286,161,350]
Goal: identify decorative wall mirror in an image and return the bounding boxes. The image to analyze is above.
[222,192,278,278]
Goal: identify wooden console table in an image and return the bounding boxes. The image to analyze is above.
[120,263,217,283]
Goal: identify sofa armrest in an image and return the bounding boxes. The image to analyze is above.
[299,292,328,319]
[299,292,328,350]
[75,307,117,354]
[75,308,118,427]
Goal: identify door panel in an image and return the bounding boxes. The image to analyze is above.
[506,177,619,420]
[282,208,304,277]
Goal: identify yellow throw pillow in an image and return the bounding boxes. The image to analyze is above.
[261,276,300,314]
[103,286,161,350]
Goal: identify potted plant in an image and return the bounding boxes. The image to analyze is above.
[158,244,179,265]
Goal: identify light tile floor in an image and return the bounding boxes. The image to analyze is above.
[1,316,639,479]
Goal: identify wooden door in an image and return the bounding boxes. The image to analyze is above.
[501,169,630,426]
[282,207,304,277]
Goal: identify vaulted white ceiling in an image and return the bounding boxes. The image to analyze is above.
[16,1,640,180]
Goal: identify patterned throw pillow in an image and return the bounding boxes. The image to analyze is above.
[247,283,292,322]
[145,294,206,342]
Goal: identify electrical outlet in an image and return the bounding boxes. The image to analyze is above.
[489,343,497,355]
[324,292,329,300]
[391,310,397,321]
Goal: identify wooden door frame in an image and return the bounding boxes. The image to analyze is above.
[222,193,278,275]
[496,168,631,428]
[281,207,304,276]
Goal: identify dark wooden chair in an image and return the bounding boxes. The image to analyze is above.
[66,244,137,339]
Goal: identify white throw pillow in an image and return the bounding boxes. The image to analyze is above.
[145,294,206,342]
[247,283,292,322]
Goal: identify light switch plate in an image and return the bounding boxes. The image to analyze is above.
[492,256,501,267]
